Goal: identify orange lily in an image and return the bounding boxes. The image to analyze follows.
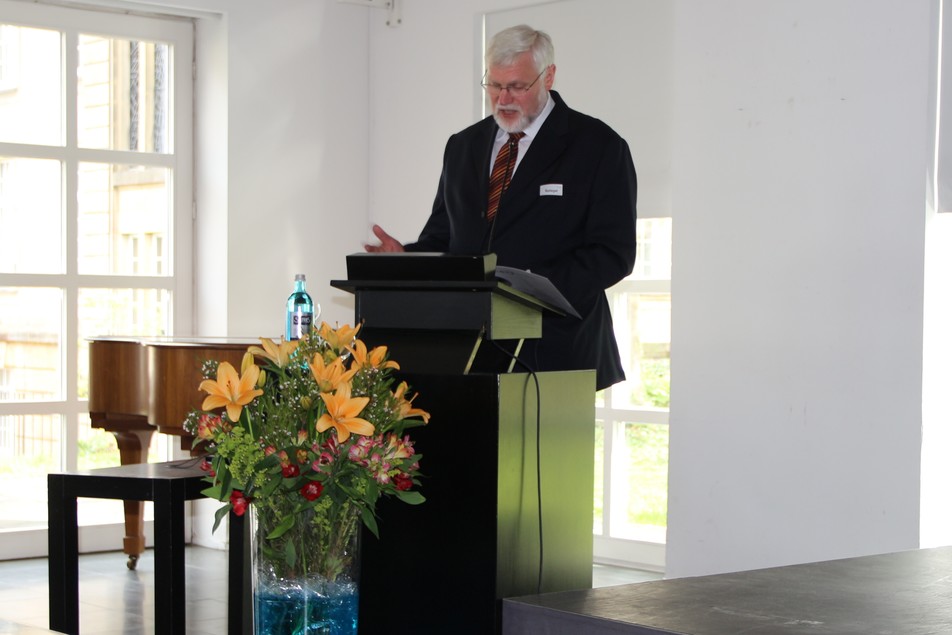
[248,336,298,368]
[347,338,399,371]
[317,383,374,443]
[199,361,264,422]
[318,322,361,354]
[393,381,430,424]
[308,354,358,393]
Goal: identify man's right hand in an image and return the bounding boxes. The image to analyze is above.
[363,224,406,253]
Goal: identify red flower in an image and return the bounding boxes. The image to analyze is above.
[300,481,324,501]
[394,473,413,491]
[230,489,249,516]
[282,463,300,478]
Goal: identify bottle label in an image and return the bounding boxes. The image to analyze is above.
[290,310,313,340]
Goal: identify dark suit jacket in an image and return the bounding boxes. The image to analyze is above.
[405,91,638,390]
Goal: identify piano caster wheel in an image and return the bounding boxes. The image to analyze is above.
[127,555,139,571]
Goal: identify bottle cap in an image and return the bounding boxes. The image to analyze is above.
[295,274,306,281]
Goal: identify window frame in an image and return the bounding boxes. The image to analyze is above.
[595,215,672,572]
[0,0,194,559]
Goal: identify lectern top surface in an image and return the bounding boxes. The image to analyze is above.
[345,252,496,282]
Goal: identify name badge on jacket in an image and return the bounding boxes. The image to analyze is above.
[540,184,563,196]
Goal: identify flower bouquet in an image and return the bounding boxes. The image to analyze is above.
[185,322,429,634]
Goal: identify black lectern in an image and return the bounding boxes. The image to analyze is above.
[333,253,595,635]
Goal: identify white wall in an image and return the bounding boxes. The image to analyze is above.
[666,0,931,576]
[185,0,375,334]
[96,0,938,576]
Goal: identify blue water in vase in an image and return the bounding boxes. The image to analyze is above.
[255,578,358,635]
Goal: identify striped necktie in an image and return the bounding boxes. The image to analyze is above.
[486,132,526,222]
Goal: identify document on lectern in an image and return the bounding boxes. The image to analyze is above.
[494,265,581,319]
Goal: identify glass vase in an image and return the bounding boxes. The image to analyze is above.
[250,502,361,635]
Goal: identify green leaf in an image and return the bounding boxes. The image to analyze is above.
[218,467,232,493]
[361,505,379,538]
[266,513,296,540]
[211,504,231,533]
[255,454,281,471]
[365,480,379,502]
[259,475,282,498]
[284,539,297,569]
[395,490,425,505]
[200,484,225,502]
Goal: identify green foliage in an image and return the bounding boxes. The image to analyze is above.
[640,359,670,409]
[625,423,668,527]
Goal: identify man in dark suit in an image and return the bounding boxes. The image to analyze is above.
[365,24,637,391]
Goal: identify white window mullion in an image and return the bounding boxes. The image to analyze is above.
[169,22,192,330]
[63,26,79,471]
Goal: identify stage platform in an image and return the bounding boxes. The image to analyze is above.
[503,546,952,634]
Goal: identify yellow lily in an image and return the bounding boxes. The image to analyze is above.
[308,354,358,393]
[199,361,264,422]
[318,322,361,354]
[393,381,430,424]
[317,383,374,443]
[248,336,299,368]
[347,338,399,371]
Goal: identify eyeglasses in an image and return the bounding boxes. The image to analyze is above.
[481,67,547,97]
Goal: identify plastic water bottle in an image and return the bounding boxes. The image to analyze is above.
[285,274,317,340]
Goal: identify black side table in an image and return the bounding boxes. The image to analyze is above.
[47,459,245,635]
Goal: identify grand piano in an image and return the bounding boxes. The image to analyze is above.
[87,336,257,569]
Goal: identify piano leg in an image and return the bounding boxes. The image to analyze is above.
[112,428,155,570]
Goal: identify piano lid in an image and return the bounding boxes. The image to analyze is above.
[88,337,263,441]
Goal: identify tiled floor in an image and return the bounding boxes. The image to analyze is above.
[0,547,660,634]
[0,548,229,635]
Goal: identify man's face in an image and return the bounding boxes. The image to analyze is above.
[487,52,555,133]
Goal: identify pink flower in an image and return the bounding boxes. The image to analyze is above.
[282,463,300,478]
[321,435,342,457]
[383,434,414,460]
[368,453,392,485]
[196,413,232,441]
[348,443,368,463]
[312,450,335,473]
[300,481,324,501]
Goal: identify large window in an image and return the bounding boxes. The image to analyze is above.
[0,0,193,559]
[595,217,672,571]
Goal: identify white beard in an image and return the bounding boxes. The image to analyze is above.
[493,106,531,133]
[492,89,547,133]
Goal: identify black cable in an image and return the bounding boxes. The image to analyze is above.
[488,339,545,594]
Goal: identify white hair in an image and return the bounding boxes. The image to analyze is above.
[486,24,554,73]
